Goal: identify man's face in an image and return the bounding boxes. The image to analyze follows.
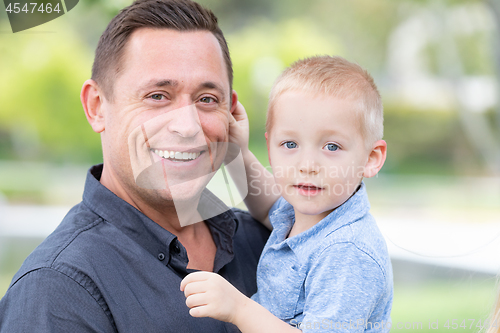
[99,28,234,207]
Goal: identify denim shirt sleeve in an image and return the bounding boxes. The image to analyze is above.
[299,242,388,333]
[0,268,115,333]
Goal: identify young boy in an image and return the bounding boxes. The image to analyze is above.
[180,56,393,332]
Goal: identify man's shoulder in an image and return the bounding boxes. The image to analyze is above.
[11,202,106,285]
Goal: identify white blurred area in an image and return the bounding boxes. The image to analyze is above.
[366,175,500,276]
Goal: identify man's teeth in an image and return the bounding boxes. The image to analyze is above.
[153,150,201,160]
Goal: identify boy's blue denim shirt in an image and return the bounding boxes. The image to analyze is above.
[252,182,393,333]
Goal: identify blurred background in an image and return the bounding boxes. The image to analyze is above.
[1,0,500,331]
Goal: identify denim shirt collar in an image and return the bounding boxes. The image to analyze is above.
[269,182,370,250]
[82,164,237,275]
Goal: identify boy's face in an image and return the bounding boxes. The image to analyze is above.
[267,90,373,220]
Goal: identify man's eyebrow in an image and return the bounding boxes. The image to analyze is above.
[139,79,179,92]
[152,79,179,88]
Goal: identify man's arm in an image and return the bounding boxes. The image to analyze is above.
[0,268,115,332]
[226,102,280,228]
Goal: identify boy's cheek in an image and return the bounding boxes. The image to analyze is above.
[271,164,294,180]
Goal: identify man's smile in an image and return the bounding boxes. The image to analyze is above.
[151,148,203,162]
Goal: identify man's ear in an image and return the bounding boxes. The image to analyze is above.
[363,140,387,178]
[81,79,106,133]
[265,132,271,166]
[229,90,238,115]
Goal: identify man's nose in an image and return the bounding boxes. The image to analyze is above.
[166,104,202,138]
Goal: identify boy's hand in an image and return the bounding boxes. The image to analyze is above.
[180,271,249,324]
[228,101,250,155]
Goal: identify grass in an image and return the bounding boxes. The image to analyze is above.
[391,278,497,332]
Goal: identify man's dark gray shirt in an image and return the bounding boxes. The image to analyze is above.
[0,164,270,332]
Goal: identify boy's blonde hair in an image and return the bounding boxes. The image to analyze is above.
[266,55,383,146]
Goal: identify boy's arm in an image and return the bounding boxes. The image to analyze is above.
[180,271,300,333]
[226,102,280,228]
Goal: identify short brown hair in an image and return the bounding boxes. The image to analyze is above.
[91,0,232,101]
[266,56,383,146]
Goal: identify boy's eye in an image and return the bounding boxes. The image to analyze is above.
[283,141,297,149]
[324,143,339,151]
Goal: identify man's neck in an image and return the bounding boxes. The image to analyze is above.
[99,164,216,271]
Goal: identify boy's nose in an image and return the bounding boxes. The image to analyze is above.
[299,160,320,175]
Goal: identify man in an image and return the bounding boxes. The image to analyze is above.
[0,0,269,332]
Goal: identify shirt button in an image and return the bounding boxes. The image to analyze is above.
[157,253,165,261]
[172,243,181,254]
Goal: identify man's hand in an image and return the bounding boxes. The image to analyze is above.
[180,271,249,324]
[228,101,250,155]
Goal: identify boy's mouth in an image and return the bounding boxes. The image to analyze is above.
[293,183,324,195]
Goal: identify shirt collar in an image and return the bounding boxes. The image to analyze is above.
[269,182,371,247]
[82,164,237,275]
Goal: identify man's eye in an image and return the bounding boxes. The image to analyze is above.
[324,143,339,151]
[199,96,216,104]
[150,94,165,101]
[283,141,297,149]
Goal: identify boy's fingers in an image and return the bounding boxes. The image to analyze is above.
[180,271,211,291]
[232,102,247,122]
[183,280,210,298]
[189,305,208,318]
[185,293,208,309]
[228,112,237,127]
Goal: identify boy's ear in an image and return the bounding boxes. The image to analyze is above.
[81,79,106,133]
[229,90,238,115]
[265,132,271,165]
[363,140,387,178]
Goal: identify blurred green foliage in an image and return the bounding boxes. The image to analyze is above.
[0,0,496,175]
[383,105,483,175]
[0,20,99,163]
